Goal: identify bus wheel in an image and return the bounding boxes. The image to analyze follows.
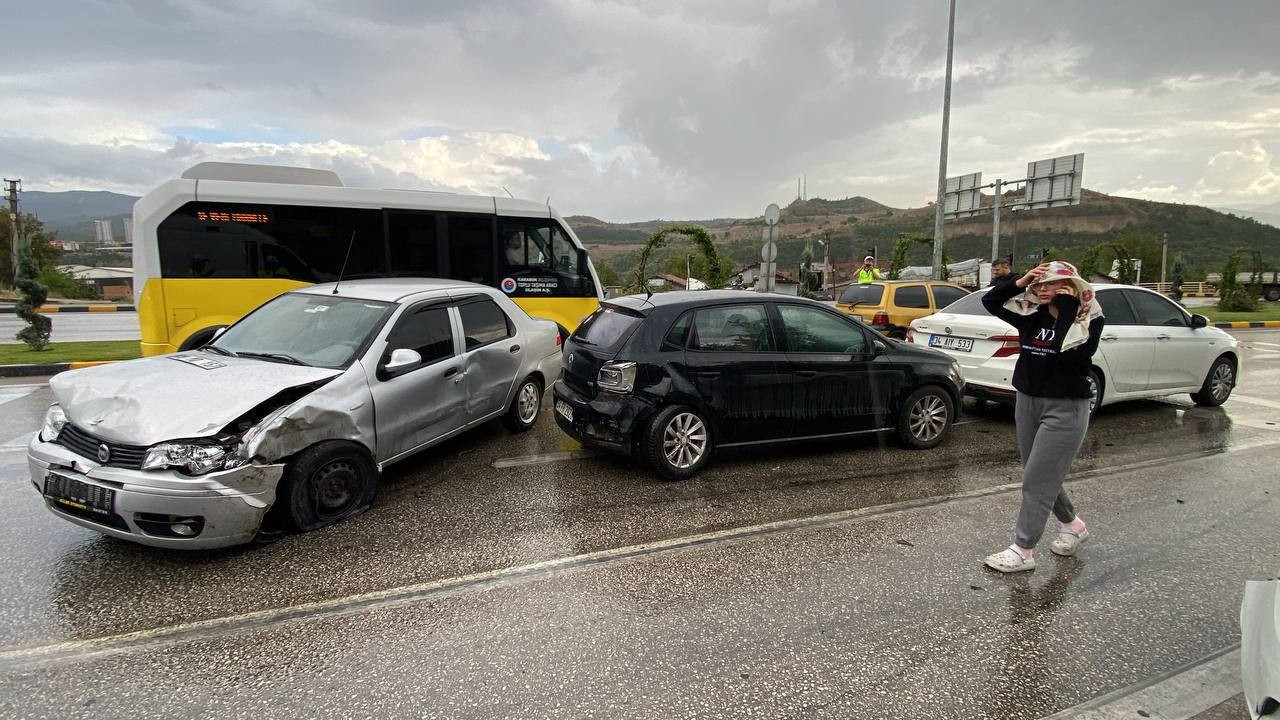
[179,326,225,351]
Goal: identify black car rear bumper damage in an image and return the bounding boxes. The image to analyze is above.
[552,380,651,456]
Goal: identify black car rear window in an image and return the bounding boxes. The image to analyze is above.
[839,285,884,305]
[572,305,643,349]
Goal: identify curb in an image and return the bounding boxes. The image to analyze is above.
[0,361,116,378]
[1212,320,1280,329]
[0,305,135,314]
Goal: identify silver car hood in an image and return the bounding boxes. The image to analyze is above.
[50,352,344,445]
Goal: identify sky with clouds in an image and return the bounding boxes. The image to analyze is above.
[2,0,1277,221]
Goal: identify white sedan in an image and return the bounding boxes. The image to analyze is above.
[908,284,1242,414]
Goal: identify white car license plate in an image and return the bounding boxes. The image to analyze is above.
[929,335,973,352]
[555,400,574,423]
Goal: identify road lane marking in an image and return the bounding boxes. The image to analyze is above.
[0,387,37,407]
[0,431,34,450]
[3,435,1278,671]
[1228,394,1280,411]
[1038,645,1240,720]
[492,450,600,468]
[1246,340,1280,349]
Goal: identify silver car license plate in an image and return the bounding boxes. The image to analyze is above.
[929,335,973,352]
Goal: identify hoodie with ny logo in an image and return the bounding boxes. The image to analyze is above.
[982,281,1105,398]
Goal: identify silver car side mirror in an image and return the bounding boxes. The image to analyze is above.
[383,348,422,375]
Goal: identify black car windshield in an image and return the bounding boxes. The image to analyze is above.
[839,285,885,305]
[211,293,395,369]
[572,305,643,349]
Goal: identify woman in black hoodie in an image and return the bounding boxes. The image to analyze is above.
[980,261,1105,573]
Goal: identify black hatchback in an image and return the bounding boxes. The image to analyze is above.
[552,291,965,479]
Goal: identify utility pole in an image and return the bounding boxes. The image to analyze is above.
[823,231,832,291]
[5,178,20,284]
[990,179,1003,262]
[1161,232,1168,287]
[931,0,957,280]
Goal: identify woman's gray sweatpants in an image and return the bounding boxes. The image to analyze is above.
[1014,392,1090,549]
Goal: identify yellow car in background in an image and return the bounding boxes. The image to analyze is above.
[835,280,970,339]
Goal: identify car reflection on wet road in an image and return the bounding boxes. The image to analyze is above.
[0,330,1277,719]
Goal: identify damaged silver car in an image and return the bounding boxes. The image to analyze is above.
[27,279,563,549]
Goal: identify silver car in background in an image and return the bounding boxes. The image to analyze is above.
[27,279,563,549]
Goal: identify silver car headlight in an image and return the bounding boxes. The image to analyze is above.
[142,441,247,476]
[39,404,67,442]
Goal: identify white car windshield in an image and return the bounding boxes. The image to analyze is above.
[210,294,395,368]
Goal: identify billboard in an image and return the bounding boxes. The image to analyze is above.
[943,172,983,218]
[1023,153,1084,209]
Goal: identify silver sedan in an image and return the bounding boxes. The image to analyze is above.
[27,279,563,549]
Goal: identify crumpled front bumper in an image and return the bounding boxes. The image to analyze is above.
[27,436,285,550]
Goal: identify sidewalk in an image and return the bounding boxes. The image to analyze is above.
[0,304,135,313]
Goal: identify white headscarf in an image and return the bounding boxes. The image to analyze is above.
[1002,260,1104,352]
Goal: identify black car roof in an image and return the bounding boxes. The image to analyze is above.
[606,290,827,312]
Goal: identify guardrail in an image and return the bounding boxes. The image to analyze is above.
[1137,282,1216,297]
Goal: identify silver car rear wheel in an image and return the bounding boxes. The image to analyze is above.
[663,412,708,469]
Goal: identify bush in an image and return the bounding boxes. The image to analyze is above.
[38,267,98,300]
[1217,250,1258,312]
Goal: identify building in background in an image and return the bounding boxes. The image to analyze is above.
[121,217,134,245]
[93,219,114,245]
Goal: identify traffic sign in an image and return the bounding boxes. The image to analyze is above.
[764,203,780,226]
[762,242,778,263]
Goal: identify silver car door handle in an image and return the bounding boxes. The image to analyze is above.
[509,344,521,354]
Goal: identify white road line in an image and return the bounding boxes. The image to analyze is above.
[3,436,1279,671]
[1247,340,1280,350]
[0,431,34,449]
[0,387,37,406]
[1038,645,1240,720]
[491,450,600,468]
[1228,394,1280,411]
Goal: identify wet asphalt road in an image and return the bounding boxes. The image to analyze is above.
[0,313,140,343]
[0,330,1277,718]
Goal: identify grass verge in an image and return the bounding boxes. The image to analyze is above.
[0,340,141,366]
[1194,304,1280,323]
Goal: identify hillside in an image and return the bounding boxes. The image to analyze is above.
[577,190,1280,280]
[23,190,137,223]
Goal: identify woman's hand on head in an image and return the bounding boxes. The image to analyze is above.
[1055,285,1078,298]
[1016,263,1050,288]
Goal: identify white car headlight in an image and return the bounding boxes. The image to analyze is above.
[142,441,246,476]
[39,404,67,442]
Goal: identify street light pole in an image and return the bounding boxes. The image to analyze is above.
[931,0,956,280]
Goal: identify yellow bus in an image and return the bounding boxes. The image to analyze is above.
[133,162,603,355]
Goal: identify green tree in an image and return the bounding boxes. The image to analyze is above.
[887,236,912,280]
[1170,254,1186,302]
[1,213,62,288]
[14,242,52,350]
[1072,243,1104,278]
[1218,250,1258,312]
[630,226,726,293]
[1110,244,1138,284]
[595,262,621,288]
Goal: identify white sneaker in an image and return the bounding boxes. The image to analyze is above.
[984,545,1036,573]
[1050,527,1090,557]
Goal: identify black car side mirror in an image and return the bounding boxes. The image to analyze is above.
[871,340,887,356]
[1190,314,1209,329]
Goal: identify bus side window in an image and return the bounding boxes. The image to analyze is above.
[445,214,496,286]
[387,211,439,278]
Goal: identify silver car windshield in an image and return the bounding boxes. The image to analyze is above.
[210,294,395,369]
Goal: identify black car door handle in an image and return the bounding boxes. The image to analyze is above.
[509,344,521,354]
